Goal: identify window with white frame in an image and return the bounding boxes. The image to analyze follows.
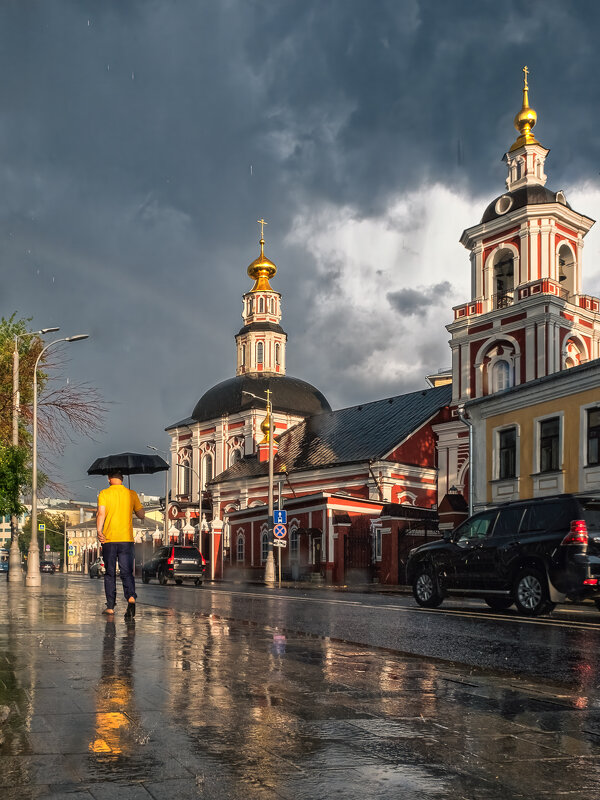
[229,448,242,466]
[372,528,382,562]
[588,407,600,466]
[290,526,299,560]
[498,427,517,479]
[261,531,269,562]
[257,342,264,365]
[492,360,512,392]
[539,417,560,473]
[202,453,213,489]
[179,454,191,496]
[236,534,245,562]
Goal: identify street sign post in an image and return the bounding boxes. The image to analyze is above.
[274,510,287,525]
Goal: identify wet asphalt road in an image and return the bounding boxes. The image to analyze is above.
[2,575,600,799]
[129,578,600,696]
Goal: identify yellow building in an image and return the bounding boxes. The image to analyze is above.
[467,358,600,510]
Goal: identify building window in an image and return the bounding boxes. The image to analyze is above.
[290,527,299,560]
[241,345,246,367]
[498,427,517,479]
[257,342,264,364]
[588,408,600,466]
[179,455,191,496]
[372,528,382,562]
[275,343,280,366]
[229,448,242,466]
[492,360,511,392]
[236,534,245,562]
[540,417,560,473]
[261,531,268,562]
[259,297,264,313]
[202,453,213,489]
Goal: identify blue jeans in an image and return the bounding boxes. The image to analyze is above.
[102,542,136,609]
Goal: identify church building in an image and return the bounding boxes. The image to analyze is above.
[164,69,600,585]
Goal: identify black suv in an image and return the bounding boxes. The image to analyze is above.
[407,494,600,616]
[141,546,206,586]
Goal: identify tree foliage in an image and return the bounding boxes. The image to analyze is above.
[0,314,106,491]
[0,444,28,517]
[20,510,66,556]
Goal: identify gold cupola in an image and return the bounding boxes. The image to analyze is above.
[247,218,277,291]
[510,66,539,151]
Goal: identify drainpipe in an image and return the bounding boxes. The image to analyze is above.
[457,405,474,517]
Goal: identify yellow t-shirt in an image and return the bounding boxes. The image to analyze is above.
[98,485,142,543]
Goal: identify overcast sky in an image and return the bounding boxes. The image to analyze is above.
[4,0,600,499]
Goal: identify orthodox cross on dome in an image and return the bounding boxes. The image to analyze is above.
[523,65,529,88]
[257,217,268,242]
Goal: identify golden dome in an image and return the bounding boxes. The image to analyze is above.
[510,66,539,151]
[247,237,277,291]
[259,412,271,444]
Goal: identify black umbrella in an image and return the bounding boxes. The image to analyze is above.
[87,452,169,476]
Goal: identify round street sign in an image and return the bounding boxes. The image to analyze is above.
[273,523,287,539]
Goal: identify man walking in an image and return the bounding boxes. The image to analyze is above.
[96,471,145,620]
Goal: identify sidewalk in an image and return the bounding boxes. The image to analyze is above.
[1,575,598,799]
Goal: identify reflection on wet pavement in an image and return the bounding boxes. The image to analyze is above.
[0,579,599,799]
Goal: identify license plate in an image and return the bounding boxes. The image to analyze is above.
[180,559,196,564]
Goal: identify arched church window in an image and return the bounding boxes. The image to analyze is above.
[202,453,213,490]
[493,250,515,309]
[261,532,268,563]
[248,297,253,315]
[241,345,246,366]
[275,343,280,366]
[257,342,264,364]
[564,339,584,369]
[229,448,242,466]
[557,243,575,298]
[179,455,191,496]
[259,297,264,313]
[236,534,245,563]
[290,527,299,560]
[492,360,512,393]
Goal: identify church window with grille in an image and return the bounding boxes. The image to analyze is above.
[492,360,512,392]
[257,342,264,364]
[202,453,213,489]
[261,531,268,562]
[236,534,245,562]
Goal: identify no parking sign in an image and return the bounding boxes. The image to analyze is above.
[273,523,287,539]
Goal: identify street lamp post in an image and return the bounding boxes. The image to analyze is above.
[147,445,171,546]
[242,389,275,586]
[9,327,59,582]
[26,334,89,588]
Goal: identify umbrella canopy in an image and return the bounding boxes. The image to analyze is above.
[87,452,169,476]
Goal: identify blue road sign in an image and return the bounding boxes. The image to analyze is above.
[274,509,287,524]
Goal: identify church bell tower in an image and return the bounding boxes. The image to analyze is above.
[449,68,600,403]
[235,219,288,376]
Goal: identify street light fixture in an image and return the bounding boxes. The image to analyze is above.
[242,388,275,586]
[26,334,89,588]
[9,327,60,582]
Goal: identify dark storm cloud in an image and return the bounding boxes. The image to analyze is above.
[2,0,600,492]
[387,281,452,316]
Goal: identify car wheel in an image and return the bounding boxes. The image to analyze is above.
[194,578,202,586]
[513,569,554,616]
[158,566,168,586]
[142,570,149,584]
[175,579,183,585]
[484,597,513,612]
[89,572,94,579]
[412,566,443,608]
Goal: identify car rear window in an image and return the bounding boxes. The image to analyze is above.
[521,501,574,534]
[580,500,600,533]
[174,547,200,558]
